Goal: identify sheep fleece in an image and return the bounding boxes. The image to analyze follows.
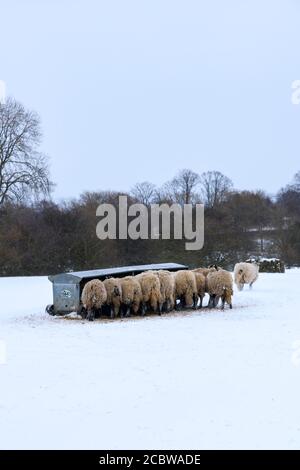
[120,276,142,312]
[136,271,162,309]
[81,279,107,310]
[104,277,122,307]
[234,262,259,288]
[207,270,233,296]
[174,270,197,305]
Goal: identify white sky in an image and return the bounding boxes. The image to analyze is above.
[1,0,299,199]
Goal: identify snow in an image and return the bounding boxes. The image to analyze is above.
[259,257,281,262]
[246,257,280,262]
[247,257,281,262]
[1,271,300,450]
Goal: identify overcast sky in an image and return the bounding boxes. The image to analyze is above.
[1,0,299,200]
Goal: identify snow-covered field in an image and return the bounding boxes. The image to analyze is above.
[1,270,300,450]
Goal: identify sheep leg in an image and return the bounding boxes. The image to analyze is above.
[152,300,161,315]
[80,307,87,319]
[120,305,125,318]
[176,295,184,309]
[133,302,140,315]
[110,306,115,319]
[214,296,220,308]
[199,296,203,309]
[150,299,158,314]
[207,295,214,308]
[192,293,198,310]
[98,307,103,318]
[86,309,95,321]
[114,305,120,318]
[141,303,146,316]
[125,306,131,317]
[221,298,225,310]
[158,302,162,316]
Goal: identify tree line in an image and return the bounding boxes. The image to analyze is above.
[0,98,299,276]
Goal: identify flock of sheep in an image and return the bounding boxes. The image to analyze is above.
[80,262,259,321]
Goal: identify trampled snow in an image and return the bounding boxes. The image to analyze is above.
[0,271,300,450]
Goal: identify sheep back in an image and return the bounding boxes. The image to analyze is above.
[136,271,162,310]
[120,276,142,311]
[154,270,175,310]
[207,269,233,302]
[81,279,107,310]
[104,277,122,307]
[234,262,259,290]
[174,270,197,306]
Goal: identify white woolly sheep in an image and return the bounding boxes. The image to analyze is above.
[206,269,233,309]
[81,279,107,321]
[136,271,162,315]
[193,266,218,292]
[153,270,175,312]
[120,276,142,317]
[234,262,259,291]
[174,270,198,309]
[104,277,122,318]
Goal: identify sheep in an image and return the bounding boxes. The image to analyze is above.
[81,279,107,321]
[120,276,142,317]
[206,269,233,309]
[103,277,122,318]
[234,262,259,291]
[136,271,162,315]
[153,270,175,312]
[193,266,218,292]
[193,271,206,308]
[174,270,198,310]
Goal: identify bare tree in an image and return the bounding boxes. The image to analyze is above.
[130,181,156,205]
[287,171,300,192]
[162,169,200,205]
[199,171,233,208]
[0,97,52,205]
